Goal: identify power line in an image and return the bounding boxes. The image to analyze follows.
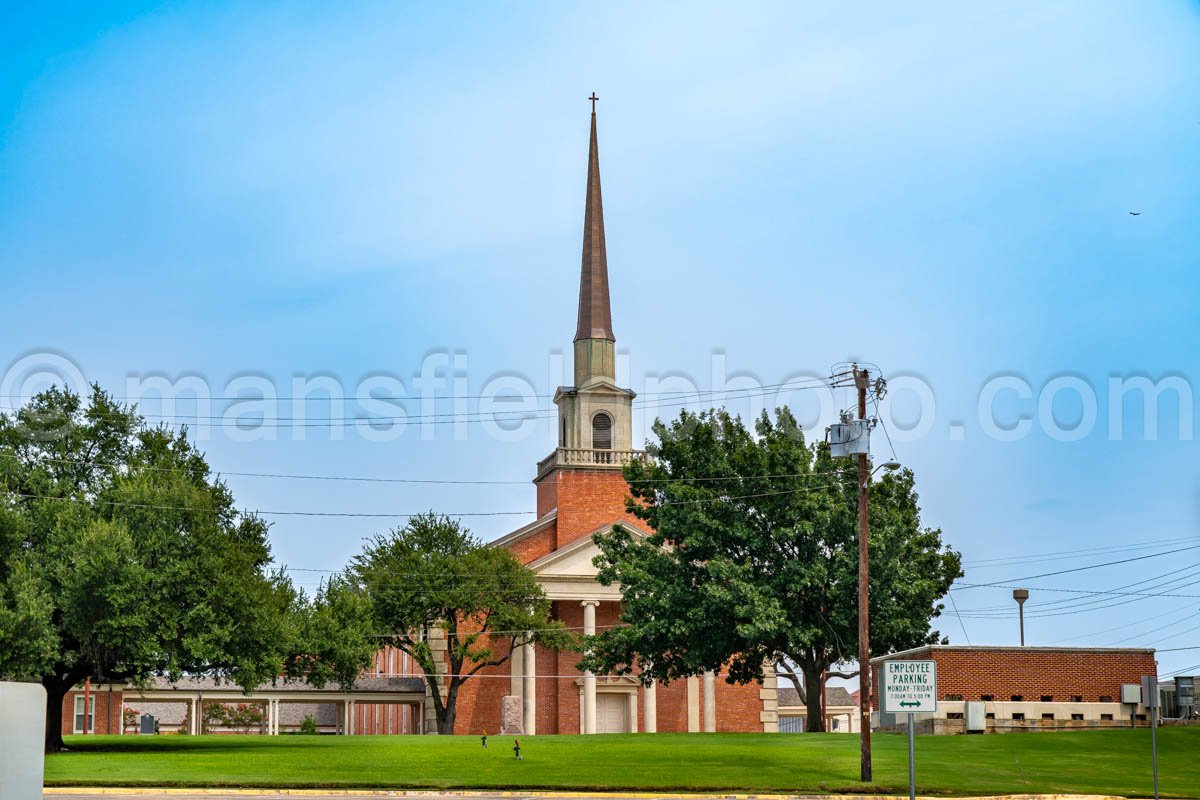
[1044,600,1199,644]
[948,583,1200,600]
[4,478,856,521]
[27,455,848,488]
[5,377,838,403]
[953,545,1200,591]
[963,537,1200,569]
[4,379,841,428]
[953,562,1200,618]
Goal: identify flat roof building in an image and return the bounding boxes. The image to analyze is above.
[870,645,1157,734]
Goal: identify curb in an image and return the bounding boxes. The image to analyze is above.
[42,791,1136,800]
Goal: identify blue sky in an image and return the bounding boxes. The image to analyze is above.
[2,2,1199,676]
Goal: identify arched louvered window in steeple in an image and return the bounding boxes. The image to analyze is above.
[592,411,613,450]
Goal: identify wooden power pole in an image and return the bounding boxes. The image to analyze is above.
[855,365,872,783]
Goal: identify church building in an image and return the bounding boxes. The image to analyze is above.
[447,105,781,735]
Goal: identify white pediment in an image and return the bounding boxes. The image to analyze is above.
[526,522,652,602]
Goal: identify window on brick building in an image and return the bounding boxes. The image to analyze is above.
[946,712,964,719]
[981,694,994,701]
[1071,713,1084,721]
[1040,695,1053,702]
[1071,695,1083,703]
[1042,713,1054,720]
[1012,713,1025,721]
[592,412,612,449]
[944,694,963,701]
[1101,714,1114,721]
[73,695,95,734]
[1136,714,1147,721]
[1011,695,1023,702]
[985,713,995,719]
[1098,695,1113,703]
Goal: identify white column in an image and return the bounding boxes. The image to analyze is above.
[344,699,353,736]
[509,640,523,698]
[686,675,700,732]
[703,670,716,732]
[627,691,638,733]
[644,679,657,733]
[522,637,537,735]
[582,600,598,734]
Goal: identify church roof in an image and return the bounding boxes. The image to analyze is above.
[574,107,615,343]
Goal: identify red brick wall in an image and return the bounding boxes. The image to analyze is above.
[872,647,1157,707]
[553,469,643,549]
[62,687,125,735]
[450,638,512,735]
[714,673,767,732]
[535,472,557,518]
[506,523,557,565]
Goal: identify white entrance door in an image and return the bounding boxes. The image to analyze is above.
[596,693,628,733]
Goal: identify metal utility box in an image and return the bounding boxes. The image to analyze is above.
[1141,676,1159,709]
[1121,683,1142,704]
[826,420,871,458]
[965,701,986,733]
[1176,676,1195,707]
[139,713,156,735]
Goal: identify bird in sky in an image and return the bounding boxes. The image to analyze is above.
[1129,211,1142,216]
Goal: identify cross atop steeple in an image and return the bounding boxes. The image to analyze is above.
[588,92,599,113]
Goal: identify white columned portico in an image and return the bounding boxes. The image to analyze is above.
[522,636,537,735]
[643,678,657,733]
[582,600,599,734]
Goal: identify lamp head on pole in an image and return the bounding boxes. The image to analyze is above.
[1013,588,1029,605]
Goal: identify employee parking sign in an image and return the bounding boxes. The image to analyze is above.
[882,660,937,714]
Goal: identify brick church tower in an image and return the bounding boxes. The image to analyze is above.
[450,104,778,736]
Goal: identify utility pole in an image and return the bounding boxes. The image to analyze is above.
[855,365,872,783]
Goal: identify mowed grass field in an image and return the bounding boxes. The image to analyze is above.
[47,728,1200,797]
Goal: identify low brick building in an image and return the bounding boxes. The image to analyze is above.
[870,645,1157,734]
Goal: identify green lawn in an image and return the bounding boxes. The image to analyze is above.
[46,729,1200,797]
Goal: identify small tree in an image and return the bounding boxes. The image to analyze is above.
[122,707,138,735]
[351,512,574,734]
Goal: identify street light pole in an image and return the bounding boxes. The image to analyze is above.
[1013,589,1029,646]
[855,366,872,783]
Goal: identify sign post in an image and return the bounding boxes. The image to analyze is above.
[1142,675,1159,800]
[882,660,937,800]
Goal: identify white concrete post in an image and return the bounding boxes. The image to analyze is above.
[644,679,657,733]
[703,670,717,732]
[627,691,638,733]
[522,637,537,735]
[582,600,599,734]
[0,682,45,800]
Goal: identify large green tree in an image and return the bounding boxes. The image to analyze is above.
[351,513,573,734]
[584,407,962,732]
[0,386,370,751]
